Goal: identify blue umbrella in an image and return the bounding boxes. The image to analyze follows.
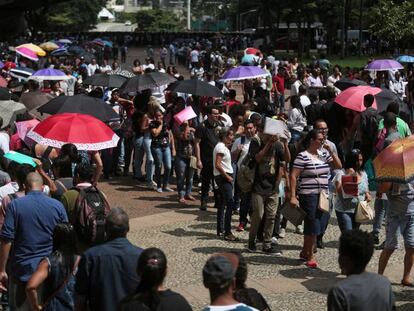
[396,55,414,63]
[241,54,257,65]
[10,67,34,81]
[102,40,113,48]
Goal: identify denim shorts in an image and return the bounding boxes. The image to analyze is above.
[299,193,324,236]
[385,214,414,249]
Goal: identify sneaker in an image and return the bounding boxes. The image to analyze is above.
[371,233,380,245]
[262,245,283,256]
[248,241,257,252]
[200,200,207,211]
[156,188,163,193]
[224,233,240,242]
[296,225,304,234]
[163,187,174,192]
[236,223,245,232]
[278,228,286,238]
[271,237,278,245]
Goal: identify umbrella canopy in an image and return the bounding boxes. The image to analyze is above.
[92,39,105,47]
[120,72,176,94]
[15,119,39,146]
[168,79,223,97]
[16,43,46,57]
[27,113,119,151]
[0,61,4,69]
[39,41,59,51]
[57,39,72,44]
[241,54,258,65]
[0,87,11,100]
[68,45,86,56]
[15,47,39,61]
[365,59,404,71]
[107,68,135,78]
[375,88,400,112]
[0,100,27,128]
[396,55,414,63]
[79,52,95,63]
[0,76,7,88]
[30,68,69,81]
[244,47,262,56]
[84,74,127,88]
[10,67,34,81]
[220,66,270,82]
[51,47,72,57]
[37,94,119,122]
[373,135,414,183]
[334,78,368,91]
[20,91,54,111]
[335,86,381,112]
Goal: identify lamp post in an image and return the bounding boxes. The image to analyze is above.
[187,0,191,30]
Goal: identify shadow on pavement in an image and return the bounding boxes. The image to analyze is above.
[162,228,223,241]
[280,267,342,294]
[246,255,303,267]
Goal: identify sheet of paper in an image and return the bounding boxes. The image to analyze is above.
[174,106,197,125]
[263,117,288,138]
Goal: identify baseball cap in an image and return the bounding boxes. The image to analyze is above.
[203,255,235,289]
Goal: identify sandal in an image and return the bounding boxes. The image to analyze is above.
[401,280,414,287]
[224,233,240,242]
[305,260,318,269]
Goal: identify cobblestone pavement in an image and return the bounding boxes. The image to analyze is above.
[99,176,414,311]
[97,47,414,310]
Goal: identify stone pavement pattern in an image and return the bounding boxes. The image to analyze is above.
[100,177,414,311]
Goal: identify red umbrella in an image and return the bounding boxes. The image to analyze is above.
[26,113,119,151]
[0,76,7,88]
[335,86,382,112]
[244,47,262,56]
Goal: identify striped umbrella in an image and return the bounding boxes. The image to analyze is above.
[10,67,34,81]
[16,43,46,57]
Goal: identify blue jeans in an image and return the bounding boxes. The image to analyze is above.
[152,146,172,189]
[336,210,360,233]
[372,198,389,237]
[215,175,234,234]
[175,157,194,198]
[290,129,302,144]
[277,93,285,111]
[239,192,252,226]
[134,134,154,184]
[232,162,240,210]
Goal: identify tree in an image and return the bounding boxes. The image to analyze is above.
[25,0,107,33]
[370,0,414,48]
[136,9,184,32]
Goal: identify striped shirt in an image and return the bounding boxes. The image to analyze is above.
[293,150,333,195]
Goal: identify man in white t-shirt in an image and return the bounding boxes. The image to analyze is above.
[190,48,200,67]
[87,58,100,76]
[202,254,258,311]
[299,85,311,108]
[0,117,9,154]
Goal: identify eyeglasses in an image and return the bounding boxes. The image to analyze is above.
[351,148,360,154]
[317,128,329,133]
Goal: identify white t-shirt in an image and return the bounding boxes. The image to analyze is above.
[190,50,199,63]
[300,95,311,108]
[0,132,10,154]
[213,142,233,176]
[203,303,259,311]
[231,136,251,169]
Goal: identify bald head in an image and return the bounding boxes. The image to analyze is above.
[25,172,43,191]
[105,207,129,240]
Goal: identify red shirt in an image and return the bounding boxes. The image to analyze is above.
[272,74,285,93]
[224,100,241,109]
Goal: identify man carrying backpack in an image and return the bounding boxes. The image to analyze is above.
[61,163,111,253]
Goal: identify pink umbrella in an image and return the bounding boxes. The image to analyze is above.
[15,47,39,62]
[15,119,39,147]
[335,86,382,112]
[0,76,7,87]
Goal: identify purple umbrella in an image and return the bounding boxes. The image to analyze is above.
[0,61,4,69]
[365,59,403,71]
[220,66,270,82]
[31,68,69,81]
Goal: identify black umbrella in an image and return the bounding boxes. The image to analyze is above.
[37,94,119,122]
[375,88,411,123]
[120,72,176,94]
[167,79,224,97]
[20,91,54,111]
[334,78,368,91]
[0,87,11,100]
[84,74,127,88]
[108,68,135,78]
[68,45,86,56]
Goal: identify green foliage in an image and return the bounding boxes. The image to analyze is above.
[370,0,414,43]
[135,9,184,32]
[26,0,107,32]
[116,12,136,23]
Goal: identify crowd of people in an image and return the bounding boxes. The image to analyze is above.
[0,34,413,310]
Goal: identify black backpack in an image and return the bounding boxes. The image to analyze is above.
[74,186,111,246]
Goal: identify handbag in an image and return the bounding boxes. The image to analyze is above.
[311,153,330,213]
[355,200,374,223]
[280,201,306,227]
[189,156,198,169]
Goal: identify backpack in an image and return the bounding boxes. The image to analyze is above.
[74,186,111,246]
[237,137,260,193]
[360,108,379,141]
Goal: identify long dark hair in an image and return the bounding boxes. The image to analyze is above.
[130,248,167,310]
[290,95,306,117]
[344,149,363,173]
[302,129,320,150]
[52,223,77,277]
[53,143,80,178]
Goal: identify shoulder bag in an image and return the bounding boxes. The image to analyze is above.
[311,152,330,213]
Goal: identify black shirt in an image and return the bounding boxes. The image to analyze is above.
[119,289,193,311]
[150,121,170,149]
[75,237,143,311]
[249,138,285,194]
[195,120,219,165]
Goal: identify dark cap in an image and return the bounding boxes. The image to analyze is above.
[202,255,235,289]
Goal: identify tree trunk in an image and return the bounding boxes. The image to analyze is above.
[358,0,363,56]
[306,20,311,58]
[286,21,290,53]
